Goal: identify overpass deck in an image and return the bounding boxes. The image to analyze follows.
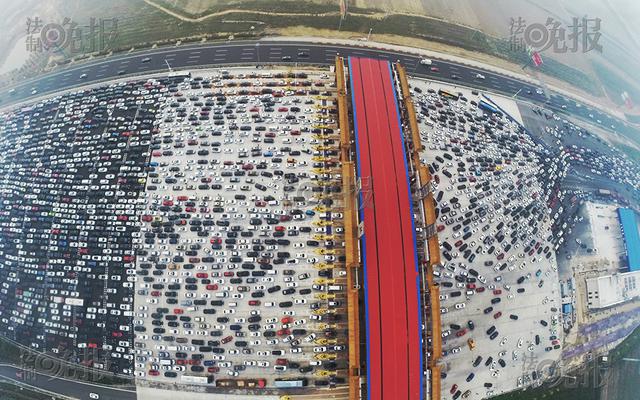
[348,57,422,400]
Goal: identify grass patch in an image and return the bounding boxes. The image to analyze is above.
[608,325,640,363]
[592,62,640,107]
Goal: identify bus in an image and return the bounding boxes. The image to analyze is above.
[274,378,308,388]
[181,375,213,384]
[438,89,459,100]
[478,100,500,114]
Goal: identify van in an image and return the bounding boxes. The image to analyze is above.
[420,58,433,65]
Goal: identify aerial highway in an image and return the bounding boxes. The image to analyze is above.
[0,40,630,137]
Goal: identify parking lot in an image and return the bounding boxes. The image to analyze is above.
[409,79,563,399]
[133,67,350,389]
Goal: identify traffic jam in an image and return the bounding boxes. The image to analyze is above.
[411,83,563,399]
[0,79,168,375]
[133,69,349,387]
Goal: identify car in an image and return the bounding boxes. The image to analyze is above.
[89,394,100,400]
[466,373,475,382]
[450,384,458,394]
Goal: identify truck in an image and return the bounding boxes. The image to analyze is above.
[181,375,213,384]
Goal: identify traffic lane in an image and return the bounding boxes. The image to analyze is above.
[0,365,137,400]
[0,42,553,112]
[2,40,604,134]
[0,40,627,136]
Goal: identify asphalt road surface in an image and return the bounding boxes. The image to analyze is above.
[0,40,633,138]
[0,364,136,400]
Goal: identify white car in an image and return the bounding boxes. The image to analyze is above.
[455,303,466,309]
[89,394,100,400]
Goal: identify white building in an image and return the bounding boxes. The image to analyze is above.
[586,270,640,309]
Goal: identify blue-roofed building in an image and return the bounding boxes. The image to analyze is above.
[618,208,640,271]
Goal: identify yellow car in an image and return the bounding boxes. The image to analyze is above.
[312,308,328,315]
[314,338,328,345]
[314,293,336,300]
[314,278,334,284]
[279,396,292,400]
[314,264,334,270]
[314,205,329,212]
[315,353,337,360]
[318,249,336,255]
[313,220,332,227]
[315,370,337,377]
[320,323,337,330]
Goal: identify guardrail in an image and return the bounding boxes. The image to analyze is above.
[336,56,362,400]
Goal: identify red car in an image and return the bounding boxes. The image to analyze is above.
[207,367,220,373]
[277,329,291,336]
[437,224,445,232]
[173,308,183,314]
[493,289,502,295]
[494,312,502,319]
[206,284,218,291]
[476,287,485,293]
[149,370,160,376]
[248,300,261,306]
[223,271,234,277]
[177,195,189,201]
[455,240,463,247]
[276,358,288,366]
[221,336,233,344]
[467,283,476,289]
[430,66,440,72]
[281,316,293,324]
[456,328,468,337]
[196,273,208,279]
[450,384,458,394]
[151,291,161,297]
[275,226,285,232]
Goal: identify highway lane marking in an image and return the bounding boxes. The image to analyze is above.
[190,51,201,54]
[5,40,620,130]
[188,55,200,59]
